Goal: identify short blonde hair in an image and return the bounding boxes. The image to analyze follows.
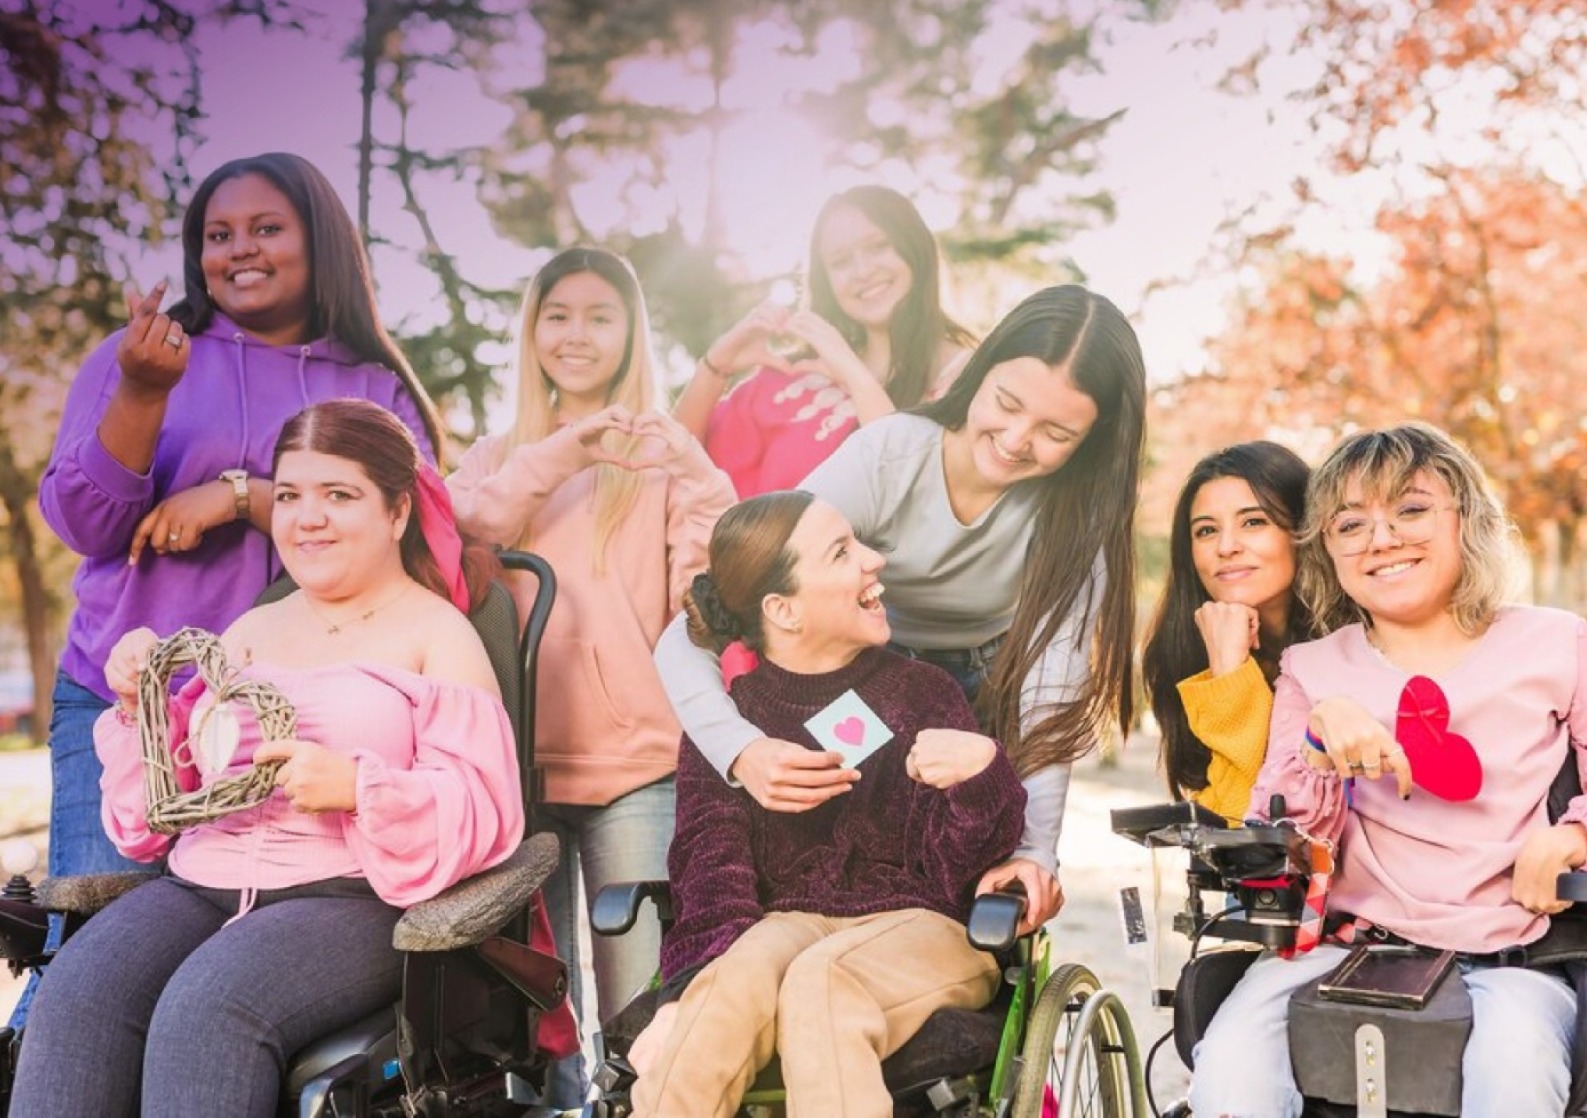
[1297,421,1518,635]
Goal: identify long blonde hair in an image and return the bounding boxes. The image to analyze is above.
[505,247,658,567]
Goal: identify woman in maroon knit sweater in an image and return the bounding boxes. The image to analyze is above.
[630,490,1026,1118]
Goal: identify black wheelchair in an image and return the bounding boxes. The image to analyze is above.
[0,550,571,1117]
[575,876,1148,1117]
[1112,793,1587,1118]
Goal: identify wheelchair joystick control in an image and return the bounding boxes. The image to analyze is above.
[0,839,38,905]
[1269,794,1287,822]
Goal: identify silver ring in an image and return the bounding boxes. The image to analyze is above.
[167,530,180,542]
[165,332,182,349]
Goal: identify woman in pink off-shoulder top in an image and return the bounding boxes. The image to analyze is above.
[1191,422,1585,1118]
[11,399,536,1118]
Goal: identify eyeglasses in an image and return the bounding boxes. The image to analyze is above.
[1324,503,1455,556]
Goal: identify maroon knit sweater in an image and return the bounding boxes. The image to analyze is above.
[660,646,1027,983]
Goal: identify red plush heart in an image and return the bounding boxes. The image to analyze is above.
[1394,675,1483,801]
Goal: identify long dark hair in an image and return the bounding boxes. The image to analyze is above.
[170,152,443,454]
[919,285,1145,776]
[807,186,975,408]
[273,399,496,611]
[1142,442,1313,799]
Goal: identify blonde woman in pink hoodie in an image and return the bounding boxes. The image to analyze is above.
[448,247,736,1104]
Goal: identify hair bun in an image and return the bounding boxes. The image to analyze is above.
[690,572,742,641]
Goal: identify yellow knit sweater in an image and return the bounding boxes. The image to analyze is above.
[1174,656,1273,825]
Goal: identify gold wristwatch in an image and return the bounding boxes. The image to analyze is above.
[219,469,250,521]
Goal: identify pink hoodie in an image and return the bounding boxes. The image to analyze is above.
[449,427,734,805]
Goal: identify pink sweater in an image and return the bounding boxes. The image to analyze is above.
[1251,605,1587,953]
[705,367,859,498]
[448,427,735,805]
[96,662,525,909]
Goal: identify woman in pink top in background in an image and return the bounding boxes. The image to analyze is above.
[11,399,526,1117]
[1191,422,1586,1117]
[674,185,976,497]
[447,247,735,1105]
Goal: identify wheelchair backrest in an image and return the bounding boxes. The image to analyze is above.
[251,550,557,820]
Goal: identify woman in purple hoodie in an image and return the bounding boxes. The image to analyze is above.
[34,152,441,924]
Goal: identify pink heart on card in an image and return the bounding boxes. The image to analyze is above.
[1395,675,1482,802]
[834,716,865,747]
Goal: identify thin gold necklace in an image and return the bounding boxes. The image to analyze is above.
[304,582,412,636]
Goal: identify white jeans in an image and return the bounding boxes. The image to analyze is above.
[1189,945,1577,1118]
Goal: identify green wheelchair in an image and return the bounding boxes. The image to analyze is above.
[578,881,1147,1118]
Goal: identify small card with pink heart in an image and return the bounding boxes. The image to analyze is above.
[804,689,894,768]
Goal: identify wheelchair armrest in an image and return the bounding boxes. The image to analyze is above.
[36,871,160,916]
[1557,871,1587,904]
[591,880,673,936]
[392,831,559,953]
[966,888,1027,953]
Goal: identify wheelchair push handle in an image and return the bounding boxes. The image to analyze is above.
[591,880,675,936]
[1557,871,1587,903]
[966,883,1027,953]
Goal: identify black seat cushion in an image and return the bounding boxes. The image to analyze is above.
[1173,945,1261,1068]
[881,1004,1003,1091]
[285,1005,398,1097]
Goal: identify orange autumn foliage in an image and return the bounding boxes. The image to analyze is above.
[1154,168,1587,557]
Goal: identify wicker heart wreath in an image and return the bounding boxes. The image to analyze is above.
[138,627,296,835]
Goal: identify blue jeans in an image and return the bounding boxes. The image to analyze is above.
[538,777,676,1106]
[888,633,1004,714]
[10,875,403,1118]
[1189,944,1577,1117]
[10,673,146,1029]
[45,672,143,877]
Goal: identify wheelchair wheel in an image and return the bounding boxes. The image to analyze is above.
[1010,963,1145,1118]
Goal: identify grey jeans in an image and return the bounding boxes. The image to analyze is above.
[10,875,403,1118]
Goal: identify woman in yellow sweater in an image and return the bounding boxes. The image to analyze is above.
[1142,442,1313,823]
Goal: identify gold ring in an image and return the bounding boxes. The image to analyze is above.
[165,333,182,349]
[1348,761,1366,773]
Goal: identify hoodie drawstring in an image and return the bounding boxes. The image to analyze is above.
[226,885,259,926]
[296,344,311,407]
[232,333,252,470]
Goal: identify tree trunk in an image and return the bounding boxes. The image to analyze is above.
[0,443,55,742]
[357,0,398,244]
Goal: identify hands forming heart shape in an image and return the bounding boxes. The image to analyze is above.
[1394,675,1483,802]
[575,407,689,471]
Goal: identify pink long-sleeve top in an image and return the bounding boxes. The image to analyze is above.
[1249,605,1587,954]
[96,662,525,909]
[704,366,859,498]
[448,426,735,806]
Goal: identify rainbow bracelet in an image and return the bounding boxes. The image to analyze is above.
[1304,727,1327,753]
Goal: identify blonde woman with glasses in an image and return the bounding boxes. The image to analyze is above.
[1190,421,1585,1117]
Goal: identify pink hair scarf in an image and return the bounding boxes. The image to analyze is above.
[415,462,470,614]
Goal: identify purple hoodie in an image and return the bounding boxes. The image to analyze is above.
[39,313,435,701]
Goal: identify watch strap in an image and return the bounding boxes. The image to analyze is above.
[220,470,249,520]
